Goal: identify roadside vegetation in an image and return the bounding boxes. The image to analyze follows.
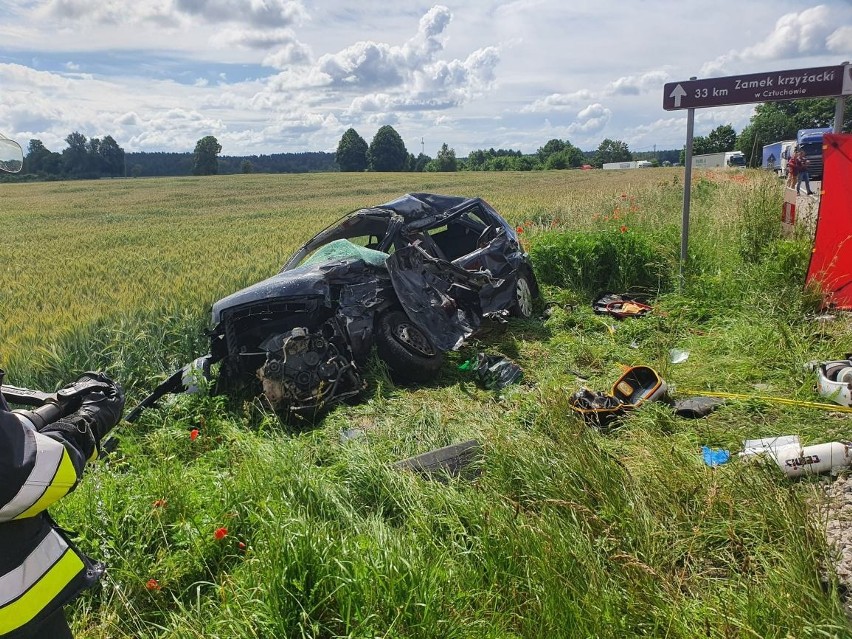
[3,168,851,638]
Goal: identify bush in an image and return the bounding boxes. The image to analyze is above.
[529,225,678,296]
[737,180,784,264]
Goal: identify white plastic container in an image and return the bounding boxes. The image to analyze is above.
[773,441,852,478]
[740,435,800,459]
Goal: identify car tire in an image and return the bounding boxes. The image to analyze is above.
[510,270,535,318]
[375,310,445,383]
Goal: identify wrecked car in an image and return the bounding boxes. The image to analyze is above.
[206,193,538,414]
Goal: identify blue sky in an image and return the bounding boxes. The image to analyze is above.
[0,1,850,157]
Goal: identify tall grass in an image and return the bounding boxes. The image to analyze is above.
[4,168,852,637]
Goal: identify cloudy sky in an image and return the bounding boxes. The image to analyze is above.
[1,0,850,158]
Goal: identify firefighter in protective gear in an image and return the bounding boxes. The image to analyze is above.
[0,134,126,638]
[0,371,125,638]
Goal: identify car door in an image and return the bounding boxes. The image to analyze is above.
[385,243,492,351]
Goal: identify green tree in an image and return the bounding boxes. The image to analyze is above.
[707,124,737,152]
[368,125,407,172]
[544,151,570,170]
[335,128,368,172]
[465,149,487,170]
[412,153,432,172]
[192,135,222,175]
[24,139,52,174]
[62,131,88,176]
[241,159,254,173]
[592,138,632,167]
[537,139,566,163]
[434,143,457,171]
[98,135,125,177]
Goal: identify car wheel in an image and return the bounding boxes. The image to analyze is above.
[510,270,535,318]
[375,310,445,383]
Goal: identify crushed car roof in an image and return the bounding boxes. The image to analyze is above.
[370,193,475,220]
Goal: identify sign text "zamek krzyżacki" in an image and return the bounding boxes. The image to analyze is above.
[663,64,850,111]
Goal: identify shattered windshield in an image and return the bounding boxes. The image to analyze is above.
[300,239,389,269]
[282,210,394,271]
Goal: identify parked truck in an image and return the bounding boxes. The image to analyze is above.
[602,161,638,170]
[797,127,832,181]
[761,140,796,176]
[691,151,746,169]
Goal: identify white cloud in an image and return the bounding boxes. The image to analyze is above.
[606,70,670,96]
[315,5,457,89]
[40,0,177,26]
[219,28,301,50]
[116,111,141,126]
[41,0,307,29]
[262,43,312,69]
[3,1,851,156]
[827,25,852,53]
[567,103,611,134]
[0,63,72,90]
[701,5,845,76]
[521,90,595,113]
[175,0,307,28]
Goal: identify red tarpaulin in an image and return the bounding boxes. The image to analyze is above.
[805,133,852,309]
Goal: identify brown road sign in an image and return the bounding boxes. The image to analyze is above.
[663,64,847,110]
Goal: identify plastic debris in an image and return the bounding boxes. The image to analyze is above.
[817,359,852,407]
[569,388,626,429]
[340,428,366,443]
[394,440,481,481]
[593,293,652,319]
[669,349,690,364]
[569,366,668,430]
[673,396,725,418]
[740,435,801,458]
[702,446,731,467]
[461,353,523,390]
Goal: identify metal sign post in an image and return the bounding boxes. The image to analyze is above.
[680,106,695,288]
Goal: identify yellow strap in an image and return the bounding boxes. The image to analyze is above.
[0,549,84,634]
[679,389,852,413]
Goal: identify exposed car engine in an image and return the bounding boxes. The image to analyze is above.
[257,322,364,413]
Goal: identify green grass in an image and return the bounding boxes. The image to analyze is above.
[4,168,852,637]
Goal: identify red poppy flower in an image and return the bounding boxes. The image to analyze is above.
[152,499,167,508]
[620,225,628,233]
[145,579,161,591]
[214,527,228,540]
[238,541,246,550]
[516,226,524,234]
[190,429,199,441]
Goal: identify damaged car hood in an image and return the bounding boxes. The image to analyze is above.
[212,257,389,325]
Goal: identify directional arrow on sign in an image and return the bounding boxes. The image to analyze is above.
[669,84,687,108]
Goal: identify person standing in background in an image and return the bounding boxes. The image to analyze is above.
[786,148,800,189]
[794,149,814,195]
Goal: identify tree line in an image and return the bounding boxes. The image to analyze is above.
[6,96,849,182]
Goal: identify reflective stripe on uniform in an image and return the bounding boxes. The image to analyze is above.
[0,528,85,634]
[0,426,78,523]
